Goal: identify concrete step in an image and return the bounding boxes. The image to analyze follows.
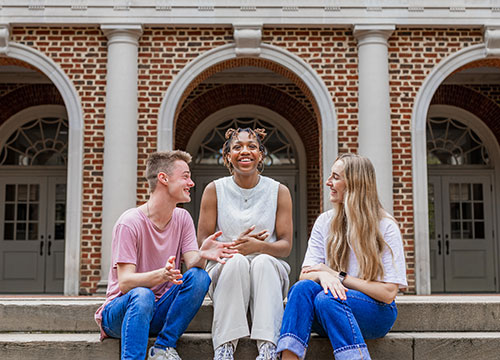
[1,332,500,360]
[1,295,500,333]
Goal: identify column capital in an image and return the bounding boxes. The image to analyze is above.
[484,26,500,57]
[353,24,395,46]
[233,23,263,57]
[0,24,11,54]
[101,24,143,46]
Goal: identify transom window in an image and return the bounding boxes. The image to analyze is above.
[427,116,489,166]
[0,116,68,166]
[195,117,296,166]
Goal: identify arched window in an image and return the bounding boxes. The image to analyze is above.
[0,116,68,166]
[427,116,489,166]
[195,117,296,166]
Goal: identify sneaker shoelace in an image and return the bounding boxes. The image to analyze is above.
[257,342,277,360]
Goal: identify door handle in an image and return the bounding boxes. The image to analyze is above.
[445,234,450,255]
[48,235,52,256]
[40,234,44,256]
[437,234,442,255]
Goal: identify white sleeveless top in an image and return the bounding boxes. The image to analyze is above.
[214,175,280,244]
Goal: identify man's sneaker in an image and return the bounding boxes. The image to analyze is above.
[148,346,182,360]
[256,341,277,360]
[214,342,234,360]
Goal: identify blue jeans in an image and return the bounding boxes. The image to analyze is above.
[276,280,397,360]
[101,267,211,360]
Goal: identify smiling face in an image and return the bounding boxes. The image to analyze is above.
[226,131,263,175]
[164,160,195,203]
[326,159,347,204]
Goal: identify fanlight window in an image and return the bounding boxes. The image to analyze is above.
[427,116,489,166]
[196,117,296,166]
[0,116,68,166]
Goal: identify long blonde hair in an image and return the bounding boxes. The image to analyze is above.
[326,153,392,281]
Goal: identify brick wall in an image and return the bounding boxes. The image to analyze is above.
[4,25,487,294]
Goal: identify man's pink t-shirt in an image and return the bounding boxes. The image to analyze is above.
[94,206,199,339]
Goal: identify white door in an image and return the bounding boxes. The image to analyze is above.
[0,176,66,293]
[429,175,495,292]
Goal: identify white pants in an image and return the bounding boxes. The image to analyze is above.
[207,253,290,350]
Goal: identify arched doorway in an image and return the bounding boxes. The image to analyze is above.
[185,105,307,282]
[427,105,497,292]
[0,105,68,293]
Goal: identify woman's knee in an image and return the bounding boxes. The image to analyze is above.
[250,254,275,273]
[313,291,343,313]
[222,253,249,273]
[289,279,321,298]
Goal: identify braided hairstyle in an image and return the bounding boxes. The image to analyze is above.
[222,128,267,173]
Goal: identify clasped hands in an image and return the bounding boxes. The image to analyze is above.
[302,263,348,300]
[229,225,269,256]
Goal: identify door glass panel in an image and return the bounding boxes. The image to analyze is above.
[55,204,65,221]
[55,223,65,240]
[17,204,27,221]
[474,203,484,219]
[4,223,14,240]
[18,185,28,201]
[5,204,15,220]
[474,222,485,239]
[29,185,39,201]
[28,223,38,240]
[449,183,460,201]
[450,202,460,219]
[55,184,66,202]
[460,184,471,201]
[472,184,483,200]
[461,203,472,219]
[462,221,473,239]
[29,204,39,221]
[5,185,15,201]
[16,223,26,240]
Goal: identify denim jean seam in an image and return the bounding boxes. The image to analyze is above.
[122,304,133,356]
[333,343,368,354]
[278,332,308,349]
[340,299,361,345]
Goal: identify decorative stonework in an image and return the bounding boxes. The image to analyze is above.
[0,24,10,54]
[233,24,262,57]
[484,26,500,57]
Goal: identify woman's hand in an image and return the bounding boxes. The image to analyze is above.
[199,231,238,264]
[317,271,348,300]
[231,225,269,256]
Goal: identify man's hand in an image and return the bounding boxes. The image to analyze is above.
[199,231,238,264]
[230,225,269,256]
[162,256,183,285]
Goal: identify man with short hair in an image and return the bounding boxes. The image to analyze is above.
[95,150,235,360]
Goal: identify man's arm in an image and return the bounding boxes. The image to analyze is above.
[233,184,293,257]
[117,256,182,294]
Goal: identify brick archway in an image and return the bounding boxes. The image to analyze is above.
[175,83,321,232]
[0,84,64,127]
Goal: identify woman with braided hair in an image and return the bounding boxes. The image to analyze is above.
[197,128,293,360]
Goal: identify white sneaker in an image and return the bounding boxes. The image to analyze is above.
[148,346,182,360]
[214,342,234,360]
[256,341,277,360]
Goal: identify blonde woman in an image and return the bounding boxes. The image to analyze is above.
[276,154,407,360]
[197,128,293,360]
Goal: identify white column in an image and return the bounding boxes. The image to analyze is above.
[98,24,142,292]
[354,25,395,212]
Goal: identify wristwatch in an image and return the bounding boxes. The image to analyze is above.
[338,271,347,283]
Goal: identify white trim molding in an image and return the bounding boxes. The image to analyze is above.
[411,43,488,294]
[0,24,10,54]
[233,23,262,57]
[2,41,84,296]
[158,42,337,210]
[484,26,500,57]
